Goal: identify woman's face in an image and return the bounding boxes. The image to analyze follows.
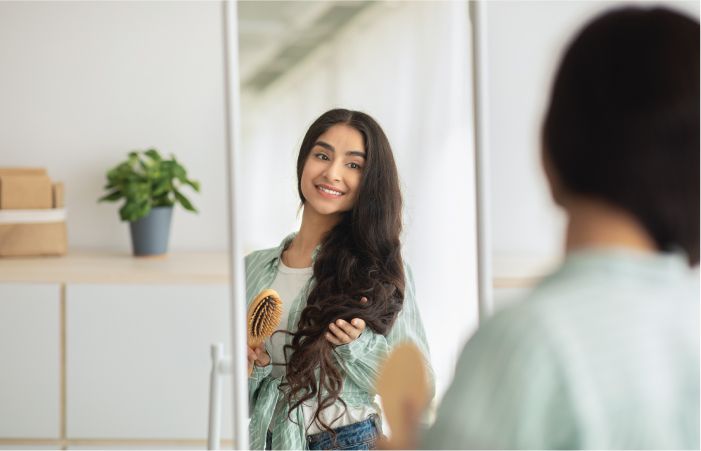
[300,124,366,217]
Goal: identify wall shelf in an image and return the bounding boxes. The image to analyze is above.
[0,250,230,285]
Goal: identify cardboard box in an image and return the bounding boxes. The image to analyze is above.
[0,221,67,257]
[0,168,47,176]
[52,182,64,208]
[0,172,53,209]
[0,168,67,256]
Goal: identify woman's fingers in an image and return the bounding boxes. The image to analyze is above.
[247,344,270,367]
[247,347,257,374]
[253,343,265,355]
[325,295,369,347]
[337,318,365,339]
[329,321,352,343]
[328,319,365,345]
[351,318,366,331]
[254,346,271,366]
[325,331,344,346]
[247,347,258,362]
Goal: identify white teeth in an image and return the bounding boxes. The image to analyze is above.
[318,186,342,196]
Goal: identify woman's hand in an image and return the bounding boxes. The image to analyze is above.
[326,317,366,345]
[325,296,369,346]
[247,344,271,375]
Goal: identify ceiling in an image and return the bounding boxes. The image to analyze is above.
[237,1,374,91]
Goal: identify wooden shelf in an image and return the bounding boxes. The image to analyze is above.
[0,250,230,284]
[0,250,560,287]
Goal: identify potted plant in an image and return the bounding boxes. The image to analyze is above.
[99,148,200,257]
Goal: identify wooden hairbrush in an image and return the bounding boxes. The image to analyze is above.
[247,289,283,375]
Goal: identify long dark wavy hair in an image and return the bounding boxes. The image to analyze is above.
[280,109,405,434]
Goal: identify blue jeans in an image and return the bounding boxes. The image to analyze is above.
[265,414,382,450]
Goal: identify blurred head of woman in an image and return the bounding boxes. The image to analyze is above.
[542,7,699,265]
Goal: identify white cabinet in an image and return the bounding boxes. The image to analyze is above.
[66,284,232,440]
[0,284,61,439]
[0,251,233,448]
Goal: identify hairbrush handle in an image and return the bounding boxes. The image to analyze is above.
[375,343,430,448]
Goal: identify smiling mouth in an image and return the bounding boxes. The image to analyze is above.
[316,184,344,196]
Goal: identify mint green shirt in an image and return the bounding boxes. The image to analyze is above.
[424,248,699,449]
[246,234,434,450]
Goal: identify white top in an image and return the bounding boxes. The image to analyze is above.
[267,260,377,435]
[267,261,312,379]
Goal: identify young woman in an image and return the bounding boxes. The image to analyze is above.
[245,109,434,450]
[417,7,699,449]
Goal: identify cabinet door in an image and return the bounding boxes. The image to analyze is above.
[0,283,61,439]
[66,284,232,440]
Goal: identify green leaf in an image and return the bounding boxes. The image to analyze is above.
[119,203,136,222]
[136,200,152,221]
[174,189,197,213]
[124,180,148,198]
[185,179,201,192]
[106,168,119,181]
[152,178,170,196]
[145,148,162,162]
[98,190,123,202]
[153,196,174,207]
[173,163,187,182]
[128,152,139,168]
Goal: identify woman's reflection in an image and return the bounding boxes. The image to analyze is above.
[245,109,435,450]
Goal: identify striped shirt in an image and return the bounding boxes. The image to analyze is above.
[423,248,700,449]
[247,233,434,450]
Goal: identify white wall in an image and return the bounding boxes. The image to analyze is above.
[487,0,700,280]
[0,1,228,251]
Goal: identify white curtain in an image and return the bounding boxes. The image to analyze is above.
[241,1,478,401]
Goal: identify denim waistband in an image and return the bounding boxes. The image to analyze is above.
[306,414,381,450]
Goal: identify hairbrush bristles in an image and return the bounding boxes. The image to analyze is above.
[247,289,283,349]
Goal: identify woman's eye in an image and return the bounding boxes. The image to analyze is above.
[347,162,362,170]
[314,153,330,161]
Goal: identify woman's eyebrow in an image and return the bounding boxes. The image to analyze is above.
[314,140,366,159]
[346,150,366,159]
[314,140,335,152]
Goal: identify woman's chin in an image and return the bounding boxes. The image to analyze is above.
[312,207,344,217]
[305,202,348,218]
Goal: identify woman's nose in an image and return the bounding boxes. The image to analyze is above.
[324,162,342,181]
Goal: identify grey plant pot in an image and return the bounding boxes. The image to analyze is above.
[129,206,173,257]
